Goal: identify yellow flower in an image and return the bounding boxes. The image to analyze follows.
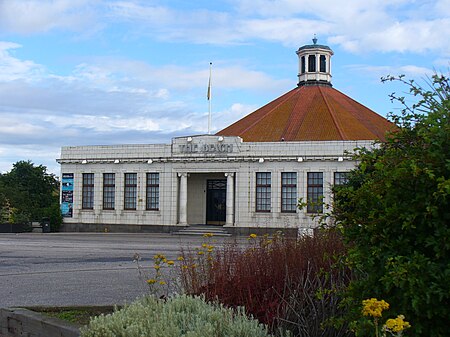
[177,256,184,261]
[167,260,174,265]
[249,233,257,239]
[146,279,157,284]
[207,245,214,249]
[202,243,208,248]
[203,233,214,238]
[362,298,390,318]
[154,265,161,270]
[182,265,188,270]
[207,248,213,253]
[159,280,166,285]
[198,251,204,255]
[384,315,411,333]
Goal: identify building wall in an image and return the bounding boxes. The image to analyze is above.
[58,135,372,232]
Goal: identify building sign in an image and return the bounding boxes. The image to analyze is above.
[179,143,233,154]
[61,173,74,217]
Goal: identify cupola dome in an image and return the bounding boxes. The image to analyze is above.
[296,36,333,87]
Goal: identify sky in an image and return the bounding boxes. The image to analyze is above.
[0,0,449,175]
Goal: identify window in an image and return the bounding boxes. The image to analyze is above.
[301,56,305,74]
[146,173,159,211]
[82,173,94,209]
[320,55,326,72]
[308,55,316,72]
[124,173,137,210]
[103,173,115,210]
[256,172,271,212]
[334,172,349,186]
[307,172,323,213]
[281,172,297,213]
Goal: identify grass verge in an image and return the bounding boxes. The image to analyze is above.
[32,306,116,326]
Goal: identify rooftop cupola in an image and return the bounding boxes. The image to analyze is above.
[296,36,333,87]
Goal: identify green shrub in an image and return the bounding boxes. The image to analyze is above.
[80,294,274,337]
[42,202,63,232]
[334,73,450,336]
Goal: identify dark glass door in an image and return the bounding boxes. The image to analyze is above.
[206,179,226,225]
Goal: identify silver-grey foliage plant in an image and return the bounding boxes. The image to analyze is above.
[80,294,278,337]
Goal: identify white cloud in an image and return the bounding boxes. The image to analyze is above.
[0,116,46,135]
[359,19,450,54]
[0,0,99,34]
[0,144,61,175]
[211,103,257,132]
[346,64,434,79]
[0,42,44,81]
[2,1,448,55]
[104,0,450,55]
[45,114,161,132]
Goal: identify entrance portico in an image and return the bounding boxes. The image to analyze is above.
[177,171,235,226]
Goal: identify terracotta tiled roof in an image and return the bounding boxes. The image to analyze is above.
[217,85,396,142]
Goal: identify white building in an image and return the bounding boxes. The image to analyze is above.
[57,40,395,234]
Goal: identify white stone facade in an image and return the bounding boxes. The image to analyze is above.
[58,135,373,232]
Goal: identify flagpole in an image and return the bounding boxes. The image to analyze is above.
[208,62,212,134]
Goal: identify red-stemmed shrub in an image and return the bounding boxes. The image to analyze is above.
[179,230,353,336]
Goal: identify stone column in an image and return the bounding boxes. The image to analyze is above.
[178,173,188,225]
[225,172,234,226]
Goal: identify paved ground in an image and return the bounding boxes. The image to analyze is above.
[0,233,243,308]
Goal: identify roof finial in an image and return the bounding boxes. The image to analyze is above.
[312,34,317,45]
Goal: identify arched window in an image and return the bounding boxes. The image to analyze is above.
[301,56,305,74]
[320,55,326,72]
[308,55,316,72]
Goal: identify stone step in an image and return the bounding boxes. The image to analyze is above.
[172,226,232,237]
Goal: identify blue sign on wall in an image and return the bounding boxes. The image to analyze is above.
[61,173,74,217]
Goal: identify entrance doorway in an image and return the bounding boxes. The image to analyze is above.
[206,179,226,225]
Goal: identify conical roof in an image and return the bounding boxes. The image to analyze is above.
[217,85,395,142]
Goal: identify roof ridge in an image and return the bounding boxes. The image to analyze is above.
[318,86,345,140]
[330,87,393,139]
[281,86,309,140]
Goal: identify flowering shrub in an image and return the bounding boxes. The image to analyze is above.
[359,298,410,337]
[80,294,274,337]
[362,298,390,318]
[384,315,411,335]
[133,252,177,297]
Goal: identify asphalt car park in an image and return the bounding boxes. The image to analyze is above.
[0,233,239,308]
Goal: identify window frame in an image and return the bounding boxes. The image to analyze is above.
[146,172,160,211]
[308,55,316,72]
[334,172,349,186]
[281,172,297,213]
[124,173,137,210]
[256,172,271,212]
[102,173,115,210]
[301,56,306,74]
[319,55,326,72]
[307,172,323,213]
[82,173,94,210]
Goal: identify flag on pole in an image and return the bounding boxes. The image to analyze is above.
[207,62,212,134]
[207,63,212,100]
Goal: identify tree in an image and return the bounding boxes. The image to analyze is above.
[0,161,62,230]
[333,73,449,336]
